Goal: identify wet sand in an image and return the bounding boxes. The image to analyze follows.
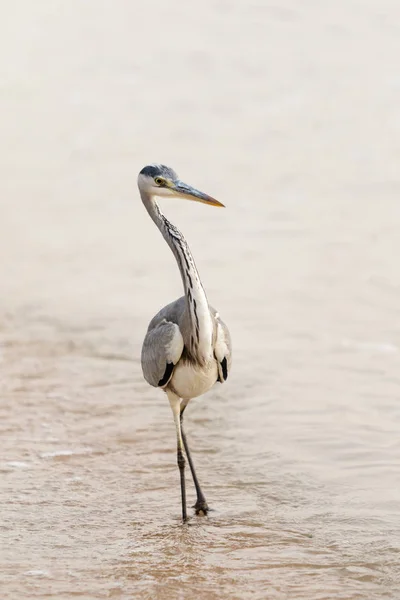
[1,1,400,598]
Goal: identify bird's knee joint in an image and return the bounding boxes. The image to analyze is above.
[177,449,185,470]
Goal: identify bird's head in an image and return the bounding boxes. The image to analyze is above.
[137,164,224,207]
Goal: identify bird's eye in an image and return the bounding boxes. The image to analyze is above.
[155,177,164,186]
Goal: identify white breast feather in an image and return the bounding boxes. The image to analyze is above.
[171,360,218,400]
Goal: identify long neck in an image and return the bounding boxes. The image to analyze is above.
[141,191,213,362]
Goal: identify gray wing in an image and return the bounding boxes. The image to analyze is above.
[146,297,186,332]
[141,299,185,388]
[142,297,231,387]
[210,306,232,384]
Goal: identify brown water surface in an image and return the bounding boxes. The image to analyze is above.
[1,1,400,598]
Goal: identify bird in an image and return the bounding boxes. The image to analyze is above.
[138,163,232,521]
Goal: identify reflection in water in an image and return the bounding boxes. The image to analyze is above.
[1,0,400,598]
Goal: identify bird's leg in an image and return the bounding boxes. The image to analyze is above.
[167,391,187,522]
[180,405,209,515]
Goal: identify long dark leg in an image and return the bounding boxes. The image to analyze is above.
[177,443,187,521]
[180,406,209,515]
[168,392,187,521]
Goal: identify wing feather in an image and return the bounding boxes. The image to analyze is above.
[141,319,184,388]
[212,310,232,383]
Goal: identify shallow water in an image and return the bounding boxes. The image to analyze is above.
[1,1,400,598]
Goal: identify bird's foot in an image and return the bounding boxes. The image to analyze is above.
[193,499,209,516]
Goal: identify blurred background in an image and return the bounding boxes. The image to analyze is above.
[1,1,400,598]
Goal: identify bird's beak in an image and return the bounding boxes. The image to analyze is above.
[171,180,225,207]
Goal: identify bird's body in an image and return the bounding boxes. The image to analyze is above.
[142,296,230,400]
[171,350,218,401]
[138,163,231,521]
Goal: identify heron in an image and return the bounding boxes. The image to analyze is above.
[138,164,232,521]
